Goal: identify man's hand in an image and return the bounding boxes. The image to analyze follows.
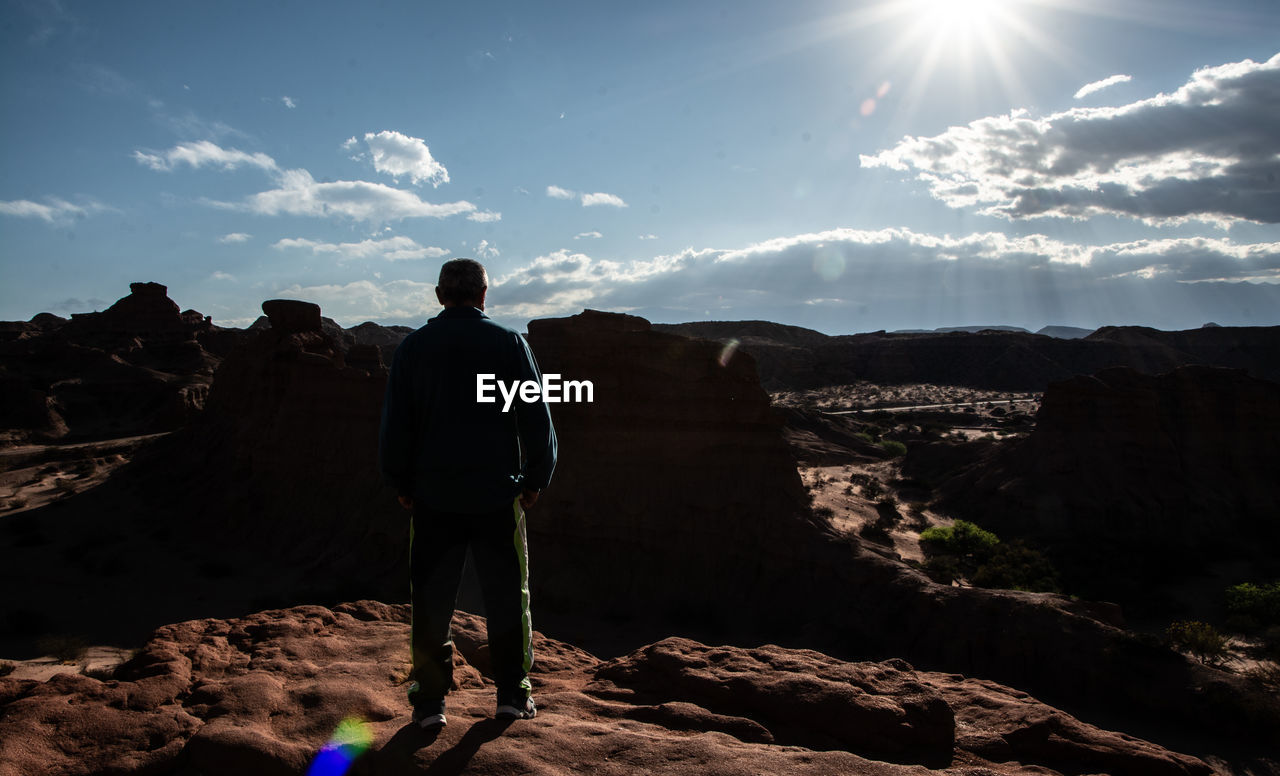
[398,495,414,511]
[519,489,539,510]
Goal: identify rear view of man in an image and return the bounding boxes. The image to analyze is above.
[379,258,557,729]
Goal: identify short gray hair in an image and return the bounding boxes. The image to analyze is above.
[436,258,488,304]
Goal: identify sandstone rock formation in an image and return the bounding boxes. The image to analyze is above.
[524,310,808,623]
[915,365,1280,597]
[0,602,1216,776]
[4,304,1275,770]
[0,282,241,444]
[182,298,401,594]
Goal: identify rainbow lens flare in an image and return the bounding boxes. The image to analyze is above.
[305,716,374,776]
[718,338,740,367]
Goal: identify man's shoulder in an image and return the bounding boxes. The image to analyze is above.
[398,312,522,352]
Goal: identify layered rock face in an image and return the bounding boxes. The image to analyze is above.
[0,282,236,444]
[0,602,1215,776]
[927,365,1280,591]
[184,299,404,597]
[524,311,809,623]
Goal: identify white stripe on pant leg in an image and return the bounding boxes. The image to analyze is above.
[512,497,534,693]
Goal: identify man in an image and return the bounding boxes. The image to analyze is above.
[379,258,557,729]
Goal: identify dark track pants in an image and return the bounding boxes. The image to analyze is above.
[408,498,533,709]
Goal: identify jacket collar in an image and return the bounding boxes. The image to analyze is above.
[433,306,488,321]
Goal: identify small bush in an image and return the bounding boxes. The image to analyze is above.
[971,541,1061,593]
[880,439,907,457]
[813,506,835,520]
[861,479,884,500]
[1225,581,1280,628]
[923,556,962,584]
[1244,663,1280,691]
[875,497,901,527]
[855,431,875,444]
[0,661,14,677]
[919,520,1000,562]
[36,634,87,664]
[859,520,892,544]
[1166,621,1229,666]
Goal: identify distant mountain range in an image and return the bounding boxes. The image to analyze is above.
[653,319,1280,391]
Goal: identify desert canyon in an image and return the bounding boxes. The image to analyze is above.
[1,282,1278,775]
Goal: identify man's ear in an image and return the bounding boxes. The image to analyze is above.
[435,287,445,306]
[477,287,487,311]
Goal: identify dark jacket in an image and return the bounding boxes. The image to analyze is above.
[378,306,557,513]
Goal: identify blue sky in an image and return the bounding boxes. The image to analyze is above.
[2,0,1278,333]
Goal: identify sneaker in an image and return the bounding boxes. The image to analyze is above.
[412,701,447,729]
[495,696,537,720]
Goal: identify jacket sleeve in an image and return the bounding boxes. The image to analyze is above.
[513,333,557,491]
[378,343,416,498]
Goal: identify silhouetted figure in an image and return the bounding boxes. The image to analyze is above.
[379,258,557,728]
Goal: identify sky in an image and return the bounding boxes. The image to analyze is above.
[2,0,1278,334]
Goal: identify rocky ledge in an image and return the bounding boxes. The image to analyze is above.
[0,602,1211,776]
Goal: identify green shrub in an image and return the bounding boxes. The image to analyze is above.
[971,541,1061,593]
[855,431,875,444]
[1225,581,1280,628]
[923,556,961,584]
[1166,621,1229,666]
[919,520,999,562]
[880,439,907,457]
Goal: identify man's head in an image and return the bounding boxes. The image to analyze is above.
[436,258,488,309]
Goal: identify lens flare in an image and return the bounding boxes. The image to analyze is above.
[718,338,740,367]
[305,717,374,776]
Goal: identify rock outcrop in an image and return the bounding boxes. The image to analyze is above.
[917,365,1280,595]
[0,602,1217,776]
[524,310,809,623]
[0,283,241,444]
[183,298,400,594]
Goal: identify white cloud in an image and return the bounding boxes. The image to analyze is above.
[638,233,658,240]
[487,228,1280,325]
[0,196,114,224]
[210,271,237,281]
[235,168,476,222]
[467,210,502,222]
[274,278,439,324]
[282,96,297,109]
[137,140,478,224]
[574,231,603,239]
[360,130,450,187]
[474,239,499,259]
[861,54,1280,225]
[218,232,252,243]
[255,228,1280,330]
[133,140,278,172]
[581,192,628,208]
[273,234,448,261]
[1074,74,1131,99]
[546,184,628,208]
